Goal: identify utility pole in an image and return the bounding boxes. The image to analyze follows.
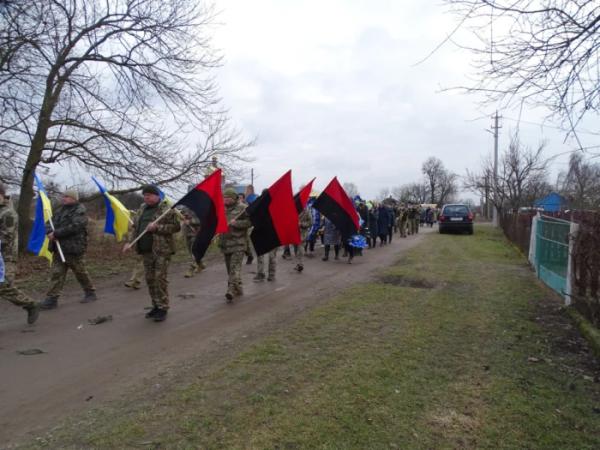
[491,111,501,227]
[251,168,254,186]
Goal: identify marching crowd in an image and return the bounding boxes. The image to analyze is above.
[0,182,438,325]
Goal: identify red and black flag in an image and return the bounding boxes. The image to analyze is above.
[313,177,359,239]
[294,178,315,213]
[246,170,301,256]
[174,169,228,262]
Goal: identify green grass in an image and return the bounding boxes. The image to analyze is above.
[26,227,600,449]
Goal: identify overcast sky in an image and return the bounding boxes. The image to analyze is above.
[212,0,597,200]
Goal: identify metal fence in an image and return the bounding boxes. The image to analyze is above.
[501,210,600,328]
[532,216,570,297]
[570,211,600,326]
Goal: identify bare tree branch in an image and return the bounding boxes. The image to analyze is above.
[0,0,252,251]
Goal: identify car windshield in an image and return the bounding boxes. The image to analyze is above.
[443,205,469,215]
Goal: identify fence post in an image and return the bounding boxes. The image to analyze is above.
[565,221,579,306]
[528,214,539,271]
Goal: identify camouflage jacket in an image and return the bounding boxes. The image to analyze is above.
[0,200,18,263]
[133,200,181,256]
[299,207,313,240]
[219,201,251,254]
[398,208,408,221]
[181,208,201,240]
[48,203,89,256]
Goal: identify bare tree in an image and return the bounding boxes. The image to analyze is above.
[446,0,600,133]
[377,187,390,202]
[393,182,430,204]
[343,182,360,199]
[559,153,600,209]
[421,156,458,204]
[437,170,459,205]
[0,0,251,250]
[465,133,549,212]
[422,157,444,204]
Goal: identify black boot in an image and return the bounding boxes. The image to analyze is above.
[153,308,168,322]
[334,245,340,260]
[81,290,97,304]
[39,297,58,310]
[24,304,40,324]
[145,307,159,319]
[322,245,330,261]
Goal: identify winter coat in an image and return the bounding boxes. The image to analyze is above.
[377,206,390,235]
[368,209,379,238]
[133,200,181,256]
[307,206,321,241]
[323,218,341,245]
[219,200,251,254]
[48,203,89,256]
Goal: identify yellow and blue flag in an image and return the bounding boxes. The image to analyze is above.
[92,177,131,242]
[27,174,53,263]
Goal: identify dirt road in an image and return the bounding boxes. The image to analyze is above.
[0,229,430,445]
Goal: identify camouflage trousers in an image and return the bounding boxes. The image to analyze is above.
[224,251,244,296]
[295,243,305,266]
[257,248,277,278]
[142,253,171,310]
[185,236,204,275]
[0,261,35,307]
[400,220,408,237]
[409,219,419,235]
[127,258,144,287]
[46,254,95,299]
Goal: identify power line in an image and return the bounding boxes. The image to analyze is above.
[500,116,599,136]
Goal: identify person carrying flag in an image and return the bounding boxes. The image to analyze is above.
[126,185,180,322]
[253,190,278,282]
[0,184,40,324]
[294,199,313,272]
[220,188,251,302]
[181,206,206,278]
[40,189,97,310]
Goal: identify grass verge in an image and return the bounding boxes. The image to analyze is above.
[26,227,600,449]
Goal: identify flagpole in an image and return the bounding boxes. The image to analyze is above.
[128,205,241,250]
[48,217,66,263]
[125,205,175,249]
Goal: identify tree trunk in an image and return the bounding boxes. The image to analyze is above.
[17,107,53,252]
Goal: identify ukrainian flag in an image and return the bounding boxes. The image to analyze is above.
[92,177,131,242]
[27,174,53,263]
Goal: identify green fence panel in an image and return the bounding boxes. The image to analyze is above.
[535,217,570,295]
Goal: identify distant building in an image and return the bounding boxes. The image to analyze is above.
[534,192,569,212]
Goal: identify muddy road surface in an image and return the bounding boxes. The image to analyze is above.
[0,230,430,445]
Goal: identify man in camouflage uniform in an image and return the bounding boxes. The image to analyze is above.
[294,204,313,272]
[181,206,206,278]
[407,203,416,235]
[220,188,251,302]
[124,259,143,289]
[40,190,96,310]
[126,185,180,322]
[0,184,39,324]
[254,248,277,282]
[399,204,408,238]
[413,205,421,234]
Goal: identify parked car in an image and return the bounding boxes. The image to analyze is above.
[438,204,474,234]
